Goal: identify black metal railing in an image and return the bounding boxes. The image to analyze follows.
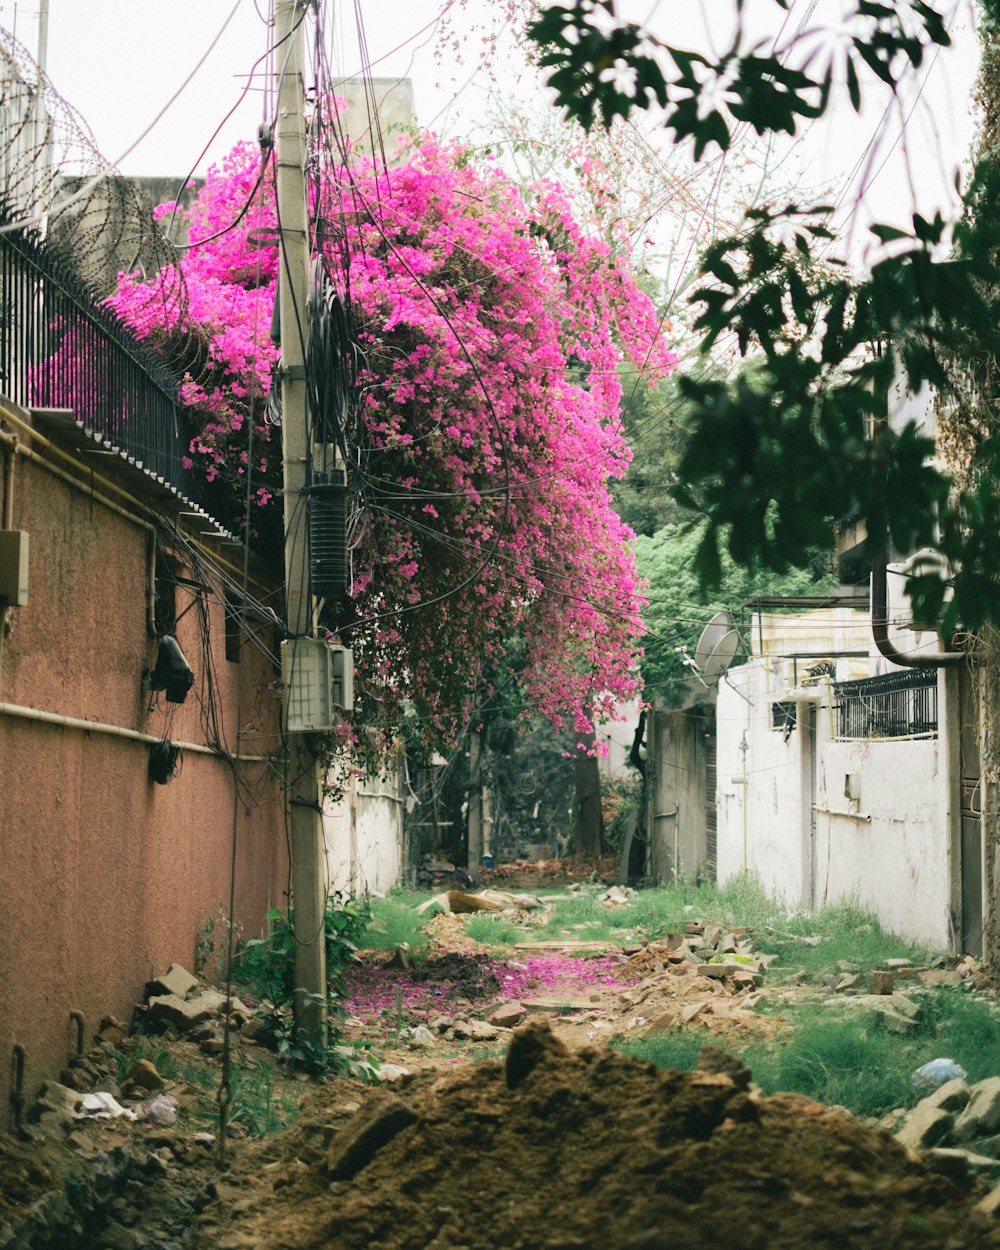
[834,669,938,740]
[0,225,200,499]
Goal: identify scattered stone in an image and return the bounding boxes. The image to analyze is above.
[599,886,635,907]
[921,1079,971,1114]
[451,1020,501,1042]
[928,1147,999,1176]
[975,1183,1000,1218]
[407,1025,435,1050]
[58,1066,93,1092]
[240,1018,272,1043]
[99,1025,126,1047]
[147,990,229,1033]
[955,1077,1000,1142]
[488,1002,527,1028]
[835,974,861,992]
[199,1038,226,1057]
[378,1063,411,1082]
[326,1092,419,1179]
[150,964,199,1000]
[895,1105,954,1151]
[127,1059,166,1092]
[868,971,894,995]
[884,958,914,970]
[101,1220,144,1250]
[429,1014,454,1034]
[916,968,965,988]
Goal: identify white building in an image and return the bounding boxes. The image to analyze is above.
[715,604,976,951]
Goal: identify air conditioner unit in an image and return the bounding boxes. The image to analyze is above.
[280,639,354,731]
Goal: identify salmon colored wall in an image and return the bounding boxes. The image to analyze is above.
[0,442,289,1115]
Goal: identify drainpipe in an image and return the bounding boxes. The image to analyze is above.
[870,545,967,669]
[2,436,14,528]
[0,436,13,695]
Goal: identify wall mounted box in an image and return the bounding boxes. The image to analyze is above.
[280,638,354,732]
[0,530,28,605]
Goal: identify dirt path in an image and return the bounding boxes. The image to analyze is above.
[3,903,998,1249]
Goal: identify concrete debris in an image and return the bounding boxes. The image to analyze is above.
[895,1104,954,1151]
[897,1074,1000,1179]
[150,962,199,1000]
[868,970,894,995]
[954,1077,1000,1142]
[598,886,636,907]
[147,988,229,1031]
[920,1077,971,1113]
[407,1025,436,1050]
[487,1001,528,1028]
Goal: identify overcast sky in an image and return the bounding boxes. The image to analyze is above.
[0,0,983,253]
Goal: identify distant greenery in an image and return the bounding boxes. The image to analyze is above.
[635,521,838,704]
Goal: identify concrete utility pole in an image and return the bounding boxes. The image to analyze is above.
[467,729,482,883]
[276,0,327,1043]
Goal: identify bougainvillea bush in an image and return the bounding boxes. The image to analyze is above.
[109,130,677,758]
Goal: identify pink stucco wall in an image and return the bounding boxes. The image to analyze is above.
[0,438,289,1114]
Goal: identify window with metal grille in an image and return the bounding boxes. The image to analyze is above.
[834,670,938,740]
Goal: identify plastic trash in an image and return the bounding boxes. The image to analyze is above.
[911,1058,968,1090]
[137,1094,179,1125]
[78,1092,137,1120]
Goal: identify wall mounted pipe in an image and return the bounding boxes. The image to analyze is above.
[9,1044,25,1131]
[871,547,968,669]
[68,1011,85,1058]
[0,699,268,763]
[2,434,13,528]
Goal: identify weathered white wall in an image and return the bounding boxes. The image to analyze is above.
[813,732,951,946]
[323,761,407,896]
[717,652,955,948]
[597,698,641,780]
[716,658,812,906]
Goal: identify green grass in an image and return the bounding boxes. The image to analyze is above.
[464,912,525,945]
[618,987,1000,1120]
[368,876,1000,1123]
[363,891,433,953]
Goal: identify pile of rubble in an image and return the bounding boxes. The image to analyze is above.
[594,918,780,1043]
[894,1073,1000,1200]
[190,1021,1000,1250]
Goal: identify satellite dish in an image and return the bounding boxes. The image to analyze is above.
[701,630,740,685]
[694,611,735,672]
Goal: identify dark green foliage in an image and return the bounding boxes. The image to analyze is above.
[529,2,1000,636]
[636,518,837,704]
[529,0,947,155]
[232,893,374,1075]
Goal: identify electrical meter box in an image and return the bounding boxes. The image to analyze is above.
[0,530,28,606]
[280,638,354,732]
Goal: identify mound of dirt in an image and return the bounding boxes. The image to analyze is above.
[194,1022,1000,1250]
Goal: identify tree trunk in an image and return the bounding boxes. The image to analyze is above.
[572,729,604,858]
